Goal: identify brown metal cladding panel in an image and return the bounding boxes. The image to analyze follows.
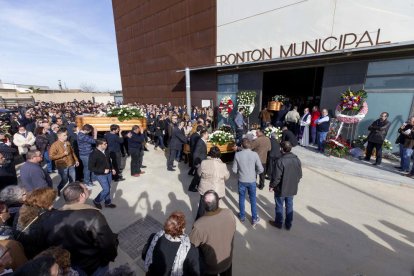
[113,0,216,104]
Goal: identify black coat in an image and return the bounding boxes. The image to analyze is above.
[268,137,282,159]
[367,119,391,144]
[0,142,17,161]
[35,134,49,153]
[128,132,145,150]
[270,152,302,197]
[142,233,200,276]
[169,127,187,150]
[281,130,298,147]
[155,119,165,136]
[193,139,207,166]
[0,163,18,188]
[42,207,118,275]
[46,131,57,145]
[147,117,156,132]
[88,149,112,175]
[15,209,51,259]
[189,132,201,154]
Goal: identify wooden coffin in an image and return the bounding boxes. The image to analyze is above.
[207,142,236,153]
[268,101,282,111]
[76,116,147,132]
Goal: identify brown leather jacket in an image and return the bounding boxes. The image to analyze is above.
[49,140,78,169]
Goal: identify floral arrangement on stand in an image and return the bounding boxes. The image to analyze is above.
[218,96,234,118]
[271,95,287,102]
[264,126,282,140]
[353,135,392,151]
[325,136,351,158]
[335,89,368,124]
[237,90,256,116]
[208,130,235,146]
[107,105,145,121]
[383,139,392,151]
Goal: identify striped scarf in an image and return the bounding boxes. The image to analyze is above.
[144,230,191,276]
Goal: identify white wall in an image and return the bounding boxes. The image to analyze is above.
[217,0,414,62]
[0,92,114,103]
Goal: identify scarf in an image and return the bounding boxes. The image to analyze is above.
[144,230,191,276]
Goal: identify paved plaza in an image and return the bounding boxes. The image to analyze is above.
[48,146,414,276]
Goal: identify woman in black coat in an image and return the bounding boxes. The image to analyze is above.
[142,212,200,276]
[34,127,49,155]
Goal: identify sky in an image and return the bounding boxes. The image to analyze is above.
[0,0,121,91]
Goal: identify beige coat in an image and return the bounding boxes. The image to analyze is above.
[197,157,230,198]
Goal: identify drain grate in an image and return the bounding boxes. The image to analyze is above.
[118,215,163,269]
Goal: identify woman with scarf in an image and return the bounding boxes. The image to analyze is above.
[142,211,200,276]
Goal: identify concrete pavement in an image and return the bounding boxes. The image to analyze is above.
[51,146,414,276]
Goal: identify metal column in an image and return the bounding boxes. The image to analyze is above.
[185,67,191,115]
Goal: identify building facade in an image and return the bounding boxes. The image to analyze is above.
[113,0,414,145]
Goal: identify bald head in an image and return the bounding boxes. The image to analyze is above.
[203,190,219,212]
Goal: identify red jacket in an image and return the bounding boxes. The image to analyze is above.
[310,111,321,127]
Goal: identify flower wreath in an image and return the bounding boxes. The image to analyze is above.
[218,96,234,118]
[335,101,368,124]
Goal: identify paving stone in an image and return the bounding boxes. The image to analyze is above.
[118,215,163,269]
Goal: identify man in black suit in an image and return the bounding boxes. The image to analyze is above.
[281,126,298,147]
[188,129,208,192]
[188,125,204,176]
[128,125,145,177]
[88,139,117,209]
[105,124,125,182]
[167,121,187,171]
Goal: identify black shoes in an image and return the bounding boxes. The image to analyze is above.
[268,220,282,229]
[115,178,126,182]
[141,165,147,168]
[188,187,198,192]
[268,220,291,230]
[167,168,176,171]
[256,183,264,190]
[93,201,102,210]
[105,203,117,208]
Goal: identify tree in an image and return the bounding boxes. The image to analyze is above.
[79,83,97,93]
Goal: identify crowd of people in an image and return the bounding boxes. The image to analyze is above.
[0,98,407,275]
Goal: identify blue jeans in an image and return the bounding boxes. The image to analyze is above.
[94,173,112,205]
[275,196,293,228]
[238,182,257,222]
[236,128,244,146]
[155,134,165,149]
[57,166,76,191]
[80,155,92,184]
[43,151,53,173]
[401,147,413,172]
[317,131,328,152]
[311,126,317,144]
